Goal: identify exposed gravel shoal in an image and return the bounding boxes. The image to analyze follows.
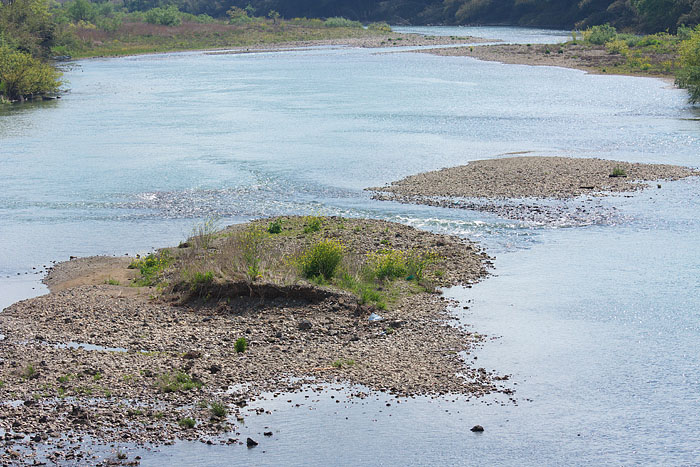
[415,43,675,78]
[0,218,504,463]
[369,157,697,224]
[370,156,697,200]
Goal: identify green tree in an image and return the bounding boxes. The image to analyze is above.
[676,25,700,103]
[267,9,280,24]
[66,0,98,22]
[0,0,55,56]
[0,45,62,101]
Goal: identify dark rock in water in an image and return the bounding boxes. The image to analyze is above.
[298,319,313,331]
[246,437,258,447]
[263,431,273,437]
[470,425,484,432]
[183,350,202,359]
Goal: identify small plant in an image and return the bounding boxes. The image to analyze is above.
[298,239,344,280]
[367,249,407,281]
[178,417,196,429]
[156,371,203,393]
[129,251,173,287]
[303,216,323,234]
[190,217,219,251]
[267,219,283,234]
[239,227,266,281]
[188,271,214,292]
[93,372,103,381]
[210,401,227,419]
[405,249,438,281]
[611,166,627,177]
[105,278,120,285]
[234,337,248,353]
[57,374,74,383]
[22,364,36,380]
[332,359,355,369]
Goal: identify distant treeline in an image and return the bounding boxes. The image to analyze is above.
[163,0,699,33]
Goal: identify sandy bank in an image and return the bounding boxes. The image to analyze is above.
[0,216,505,463]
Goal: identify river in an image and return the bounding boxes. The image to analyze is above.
[1,27,698,465]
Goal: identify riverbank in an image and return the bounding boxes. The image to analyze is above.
[416,42,678,78]
[369,156,699,224]
[65,20,487,59]
[0,216,504,464]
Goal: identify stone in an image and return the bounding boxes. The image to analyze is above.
[470,425,484,432]
[246,437,258,448]
[298,319,313,331]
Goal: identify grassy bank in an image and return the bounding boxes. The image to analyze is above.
[130,216,488,311]
[59,20,391,58]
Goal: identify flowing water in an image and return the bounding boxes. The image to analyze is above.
[1,27,699,465]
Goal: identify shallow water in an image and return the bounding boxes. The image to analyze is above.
[1,27,699,464]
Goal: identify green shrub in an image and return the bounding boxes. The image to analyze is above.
[611,166,627,177]
[156,371,202,393]
[298,239,344,280]
[128,251,173,286]
[405,249,438,281]
[188,271,213,292]
[323,17,362,28]
[584,23,617,45]
[367,249,407,280]
[303,216,323,234]
[605,39,629,55]
[145,6,182,26]
[210,401,227,418]
[267,219,282,234]
[368,22,391,32]
[676,26,700,103]
[234,337,247,353]
[0,46,62,101]
[178,417,196,428]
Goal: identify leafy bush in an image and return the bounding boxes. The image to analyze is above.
[611,166,627,177]
[210,401,227,418]
[178,417,196,428]
[145,6,181,26]
[584,23,617,45]
[156,371,202,393]
[367,249,407,280]
[368,22,391,32]
[128,251,173,286]
[323,17,362,28]
[188,271,213,292]
[676,26,700,103]
[234,337,247,353]
[267,219,282,234]
[405,249,438,281]
[605,39,629,55]
[298,239,344,280]
[0,46,62,101]
[303,216,323,233]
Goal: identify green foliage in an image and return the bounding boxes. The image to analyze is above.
[267,9,280,24]
[227,6,252,24]
[298,239,344,280]
[405,249,438,281]
[611,166,628,177]
[0,46,61,101]
[368,22,391,32]
[187,270,213,292]
[323,17,362,28]
[303,216,323,233]
[267,219,282,234]
[129,251,173,286]
[105,278,120,285]
[145,5,182,26]
[156,371,202,393]
[332,358,355,368]
[65,0,97,23]
[239,227,266,281]
[234,337,248,353]
[677,25,700,103]
[584,23,618,45]
[210,401,227,418]
[606,39,629,55]
[22,364,36,379]
[367,249,407,280]
[178,417,196,428]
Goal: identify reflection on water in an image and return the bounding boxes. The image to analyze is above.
[0,26,699,464]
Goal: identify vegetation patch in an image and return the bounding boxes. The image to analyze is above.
[156,371,202,393]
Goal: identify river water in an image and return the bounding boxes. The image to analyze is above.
[1,27,699,464]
